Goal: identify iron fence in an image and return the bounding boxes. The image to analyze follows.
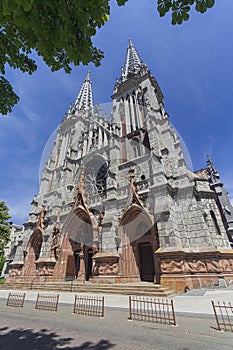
[6,292,26,308]
[73,295,104,317]
[211,300,233,332]
[129,296,176,325]
[35,293,59,311]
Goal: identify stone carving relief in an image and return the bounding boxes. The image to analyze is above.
[160,259,184,273]
[221,259,233,272]
[205,259,221,273]
[36,265,54,276]
[93,262,119,275]
[185,259,207,274]
[160,256,229,274]
[9,268,22,277]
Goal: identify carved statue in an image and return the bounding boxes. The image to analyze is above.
[51,226,60,260]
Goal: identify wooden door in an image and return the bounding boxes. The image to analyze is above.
[85,249,93,281]
[66,255,76,280]
[139,244,155,282]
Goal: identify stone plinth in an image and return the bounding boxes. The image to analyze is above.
[157,247,233,293]
[91,252,120,282]
[35,259,56,277]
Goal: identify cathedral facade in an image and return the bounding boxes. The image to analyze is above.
[9,40,233,293]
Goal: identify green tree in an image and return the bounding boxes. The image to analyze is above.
[0,201,11,253]
[0,255,5,275]
[157,0,215,25]
[0,0,215,115]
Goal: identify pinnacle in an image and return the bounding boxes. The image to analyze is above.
[123,38,143,78]
[75,71,93,111]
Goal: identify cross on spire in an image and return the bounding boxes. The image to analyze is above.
[75,71,93,111]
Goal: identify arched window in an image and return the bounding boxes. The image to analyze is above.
[132,93,138,129]
[131,137,141,158]
[210,210,221,235]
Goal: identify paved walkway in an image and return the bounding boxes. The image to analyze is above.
[1,287,233,349]
[0,286,233,315]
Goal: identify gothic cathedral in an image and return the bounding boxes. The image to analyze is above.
[9,40,233,293]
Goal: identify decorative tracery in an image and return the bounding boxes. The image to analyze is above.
[84,160,108,202]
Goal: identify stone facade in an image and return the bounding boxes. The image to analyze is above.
[8,40,233,292]
[2,223,24,275]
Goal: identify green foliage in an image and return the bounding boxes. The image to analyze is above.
[0,201,11,253]
[0,255,5,275]
[0,0,111,115]
[0,0,216,115]
[0,77,19,115]
[157,0,215,25]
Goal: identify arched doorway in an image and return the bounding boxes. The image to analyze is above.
[23,229,43,277]
[119,204,160,283]
[63,207,95,281]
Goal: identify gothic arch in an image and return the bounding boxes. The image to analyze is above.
[23,228,43,277]
[61,196,99,281]
[119,203,160,283]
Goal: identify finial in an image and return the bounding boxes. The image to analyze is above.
[86,71,91,81]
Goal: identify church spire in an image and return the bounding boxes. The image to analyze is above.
[75,71,93,111]
[122,39,143,79]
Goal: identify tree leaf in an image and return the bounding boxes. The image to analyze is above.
[0,76,19,115]
[206,0,215,8]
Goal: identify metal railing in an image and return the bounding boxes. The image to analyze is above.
[35,293,59,311]
[6,292,26,308]
[73,295,104,318]
[211,300,233,332]
[129,296,176,325]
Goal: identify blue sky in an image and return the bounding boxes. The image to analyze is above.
[0,0,233,225]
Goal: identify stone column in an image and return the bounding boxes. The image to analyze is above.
[76,247,86,282]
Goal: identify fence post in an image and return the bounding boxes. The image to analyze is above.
[102,297,105,318]
[55,295,59,311]
[6,292,11,306]
[171,299,176,326]
[129,296,132,320]
[211,300,221,331]
[73,295,77,313]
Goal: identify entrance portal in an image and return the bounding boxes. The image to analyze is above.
[139,244,155,282]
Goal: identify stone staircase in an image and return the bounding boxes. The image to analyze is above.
[0,281,175,297]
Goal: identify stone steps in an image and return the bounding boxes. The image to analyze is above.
[0,281,175,297]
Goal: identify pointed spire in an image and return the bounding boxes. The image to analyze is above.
[206,156,220,184]
[75,71,93,111]
[123,39,143,78]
